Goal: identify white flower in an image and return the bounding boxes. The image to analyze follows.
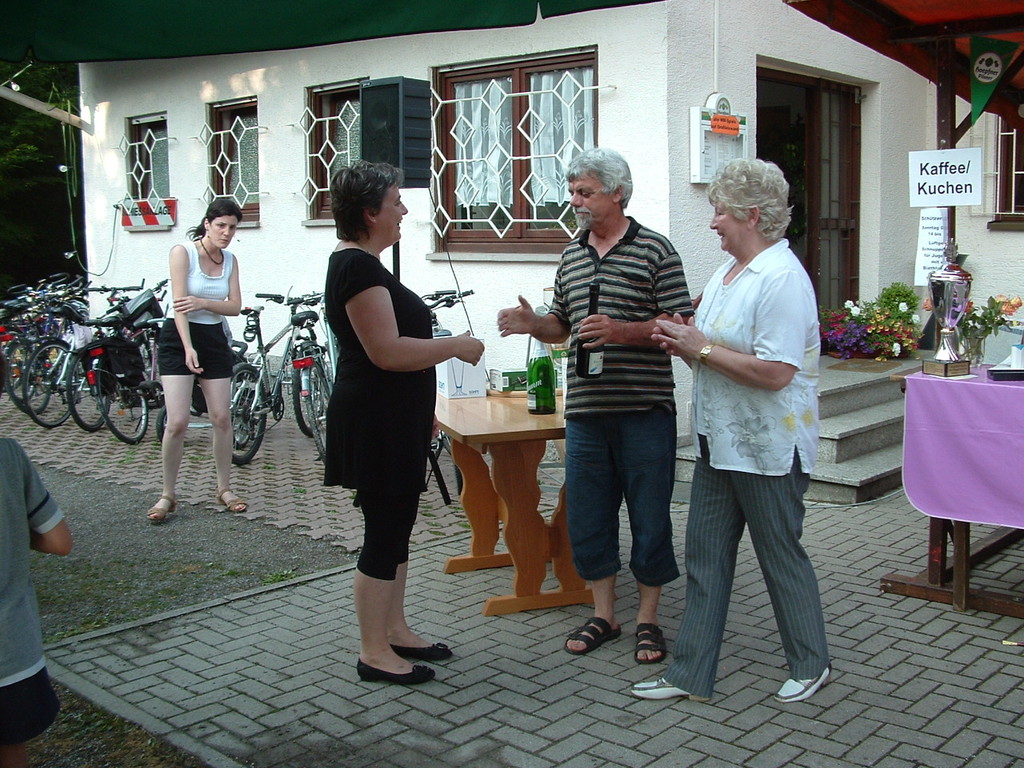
[912,314,920,323]
[898,302,908,312]
[844,300,855,309]
[850,305,862,317]
[892,342,901,356]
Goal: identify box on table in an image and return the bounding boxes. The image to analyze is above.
[437,357,488,399]
[488,368,528,393]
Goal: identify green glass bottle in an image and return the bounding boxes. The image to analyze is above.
[527,336,556,414]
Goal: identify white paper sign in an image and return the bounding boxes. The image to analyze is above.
[914,208,949,286]
[908,148,983,207]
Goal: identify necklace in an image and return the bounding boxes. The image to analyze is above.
[200,238,224,265]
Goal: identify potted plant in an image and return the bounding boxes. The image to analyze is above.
[819,283,921,361]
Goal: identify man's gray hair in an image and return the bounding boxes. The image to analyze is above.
[567,147,633,209]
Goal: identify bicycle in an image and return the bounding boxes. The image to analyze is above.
[66,283,166,443]
[420,288,475,503]
[19,289,94,429]
[3,274,88,414]
[229,293,332,465]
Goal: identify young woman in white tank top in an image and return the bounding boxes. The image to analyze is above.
[147,200,248,523]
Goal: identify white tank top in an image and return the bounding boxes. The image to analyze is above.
[172,240,235,325]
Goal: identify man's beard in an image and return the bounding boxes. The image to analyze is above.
[575,208,592,229]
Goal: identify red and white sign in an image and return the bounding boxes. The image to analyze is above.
[120,198,177,227]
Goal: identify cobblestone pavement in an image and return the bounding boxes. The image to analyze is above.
[8,399,1024,767]
[7,395,489,552]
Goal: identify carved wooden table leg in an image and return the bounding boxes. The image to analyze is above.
[482,440,591,615]
[444,440,512,574]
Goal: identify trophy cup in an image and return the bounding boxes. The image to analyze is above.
[922,240,972,377]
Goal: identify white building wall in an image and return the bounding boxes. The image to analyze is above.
[79,3,672,375]
[78,0,1024,411]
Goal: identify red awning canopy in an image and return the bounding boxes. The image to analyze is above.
[784,0,1024,136]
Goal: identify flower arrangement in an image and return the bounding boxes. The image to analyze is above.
[959,294,1023,340]
[819,282,921,361]
[920,293,1023,340]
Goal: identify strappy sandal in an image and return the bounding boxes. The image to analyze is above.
[147,495,176,525]
[216,489,248,513]
[634,623,667,665]
[565,616,621,655]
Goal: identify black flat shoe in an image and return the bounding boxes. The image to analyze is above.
[356,659,435,685]
[390,642,453,661]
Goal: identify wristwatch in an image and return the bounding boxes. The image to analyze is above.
[699,343,716,364]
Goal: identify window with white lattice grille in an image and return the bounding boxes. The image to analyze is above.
[433,50,597,252]
[302,84,361,220]
[121,114,169,202]
[200,98,260,219]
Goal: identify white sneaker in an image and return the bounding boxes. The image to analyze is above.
[630,678,710,702]
[774,664,831,703]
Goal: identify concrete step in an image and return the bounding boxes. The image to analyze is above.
[807,443,904,504]
[673,442,904,505]
[818,397,905,463]
[673,354,915,504]
[817,356,918,417]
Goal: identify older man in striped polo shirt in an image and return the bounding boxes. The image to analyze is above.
[498,146,692,665]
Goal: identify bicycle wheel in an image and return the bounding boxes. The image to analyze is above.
[291,365,314,437]
[66,351,105,432]
[434,430,464,495]
[100,371,149,444]
[3,335,32,413]
[298,357,331,461]
[22,339,72,428]
[154,405,167,442]
[230,362,267,465]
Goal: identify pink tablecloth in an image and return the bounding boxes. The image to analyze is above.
[903,371,1024,527]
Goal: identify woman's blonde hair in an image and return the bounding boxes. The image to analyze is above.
[707,158,792,240]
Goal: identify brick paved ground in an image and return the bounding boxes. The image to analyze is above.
[8,398,1024,767]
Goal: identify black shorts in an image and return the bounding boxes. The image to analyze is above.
[157,319,234,379]
[0,667,60,745]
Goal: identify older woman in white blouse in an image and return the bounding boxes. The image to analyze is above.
[632,158,831,705]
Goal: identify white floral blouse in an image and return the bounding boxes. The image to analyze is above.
[693,239,820,476]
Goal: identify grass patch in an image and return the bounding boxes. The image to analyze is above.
[28,682,208,768]
[260,569,297,585]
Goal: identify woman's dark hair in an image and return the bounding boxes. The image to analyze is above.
[330,161,404,241]
[186,198,244,241]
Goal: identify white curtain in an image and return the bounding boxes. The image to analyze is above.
[528,68,595,207]
[453,78,513,210]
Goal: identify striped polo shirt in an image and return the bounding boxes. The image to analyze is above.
[549,217,692,417]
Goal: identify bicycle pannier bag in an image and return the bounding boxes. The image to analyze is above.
[103,338,146,387]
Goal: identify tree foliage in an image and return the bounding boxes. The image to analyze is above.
[0,61,84,292]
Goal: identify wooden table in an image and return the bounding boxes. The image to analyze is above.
[880,371,1024,616]
[435,394,592,615]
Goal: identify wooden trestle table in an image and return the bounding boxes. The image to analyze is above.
[435,394,592,616]
[881,371,1024,616]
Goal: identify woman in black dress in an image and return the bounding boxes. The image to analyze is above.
[325,161,483,686]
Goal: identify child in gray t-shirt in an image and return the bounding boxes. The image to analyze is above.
[0,349,73,768]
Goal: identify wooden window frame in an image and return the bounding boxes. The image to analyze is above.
[434,50,597,253]
[209,98,260,220]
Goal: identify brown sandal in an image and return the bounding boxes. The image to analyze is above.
[216,489,248,513]
[147,495,176,525]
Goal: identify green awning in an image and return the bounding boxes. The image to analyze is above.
[1,0,661,63]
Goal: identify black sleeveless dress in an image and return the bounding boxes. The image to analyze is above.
[322,248,435,494]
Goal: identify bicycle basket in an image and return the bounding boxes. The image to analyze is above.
[124,289,164,328]
[99,337,146,387]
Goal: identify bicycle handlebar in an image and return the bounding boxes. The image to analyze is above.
[253,292,323,308]
[422,289,474,310]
